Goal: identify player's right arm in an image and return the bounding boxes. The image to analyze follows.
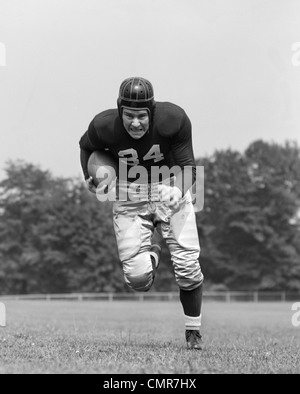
[79,119,105,194]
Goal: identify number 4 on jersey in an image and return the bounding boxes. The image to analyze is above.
[143,145,164,163]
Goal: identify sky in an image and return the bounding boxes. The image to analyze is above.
[0,0,300,181]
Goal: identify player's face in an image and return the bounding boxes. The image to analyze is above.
[122,109,150,139]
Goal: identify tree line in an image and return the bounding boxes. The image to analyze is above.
[0,140,299,294]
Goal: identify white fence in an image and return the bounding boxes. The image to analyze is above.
[0,291,299,302]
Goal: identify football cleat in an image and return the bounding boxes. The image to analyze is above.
[186,330,203,350]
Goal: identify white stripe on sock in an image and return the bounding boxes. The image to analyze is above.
[185,314,202,330]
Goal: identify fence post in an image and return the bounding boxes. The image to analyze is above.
[109,293,114,302]
[139,294,144,302]
[253,292,258,303]
[281,292,286,302]
[0,303,6,327]
[226,292,231,303]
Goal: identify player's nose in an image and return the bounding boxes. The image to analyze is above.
[132,118,141,128]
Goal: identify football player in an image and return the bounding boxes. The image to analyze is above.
[79,77,204,350]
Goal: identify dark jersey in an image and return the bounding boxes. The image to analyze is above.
[79,102,196,185]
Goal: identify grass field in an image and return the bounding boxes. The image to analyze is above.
[0,300,299,374]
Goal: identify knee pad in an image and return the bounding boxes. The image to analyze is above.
[122,251,155,292]
[125,271,154,292]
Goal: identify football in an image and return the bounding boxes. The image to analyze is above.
[88,150,119,187]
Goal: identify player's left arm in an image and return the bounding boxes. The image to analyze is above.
[171,113,196,193]
[158,113,196,208]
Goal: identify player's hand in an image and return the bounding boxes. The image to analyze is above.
[86,176,117,197]
[97,178,117,196]
[158,185,182,210]
[85,176,97,194]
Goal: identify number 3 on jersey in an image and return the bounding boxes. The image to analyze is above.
[119,145,164,166]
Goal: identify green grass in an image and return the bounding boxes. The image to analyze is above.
[0,301,299,374]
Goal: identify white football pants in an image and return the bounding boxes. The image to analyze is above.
[113,191,203,292]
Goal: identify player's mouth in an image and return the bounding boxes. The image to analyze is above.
[130,127,145,135]
[128,129,147,139]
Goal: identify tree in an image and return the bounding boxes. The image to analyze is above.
[196,141,300,291]
[0,161,123,294]
[1,140,300,295]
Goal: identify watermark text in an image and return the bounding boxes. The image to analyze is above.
[292,303,300,327]
[291,42,300,67]
[93,161,204,211]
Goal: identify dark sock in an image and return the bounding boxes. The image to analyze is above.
[180,284,203,317]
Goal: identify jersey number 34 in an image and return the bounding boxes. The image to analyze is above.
[118,145,164,166]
